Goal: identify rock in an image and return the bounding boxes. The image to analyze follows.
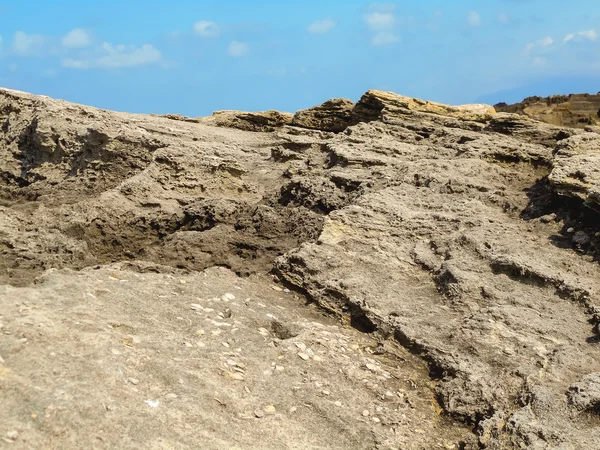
[484,113,578,147]
[270,320,298,340]
[292,98,355,132]
[199,110,293,132]
[254,409,265,418]
[567,373,600,412]
[264,405,276,415]
[6,431,18,441]
[352,89,496,124]
[297,352,310,361]
[573,231,591,246]
[495,93,600,128]
[3,86,600,449]
[549,133,600,211]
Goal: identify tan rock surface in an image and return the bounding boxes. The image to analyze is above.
[2,87,600,449]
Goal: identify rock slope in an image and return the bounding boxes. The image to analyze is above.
[1,87,600,449]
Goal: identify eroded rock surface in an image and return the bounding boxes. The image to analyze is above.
[2,87,600,449]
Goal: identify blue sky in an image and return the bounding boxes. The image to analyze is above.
[1,0,599,115]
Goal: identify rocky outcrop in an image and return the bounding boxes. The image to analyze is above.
[353,89,497,123]
[2,87,600,449]
[549,132,600,211]
[199,109,293,132]
[292,98,355,132]
[495,93,600,128]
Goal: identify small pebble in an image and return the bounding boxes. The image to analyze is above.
[298,352,310,361]
[254,409,265,418]
[128,378,140,385]
[264,405,276,415]
[362,410,370,417]
[567,227,575,233]
[322,390,331,396]
[6,431,18,441]
[289,406,298,413]
[372,417,381,423]
[334,401,342,407]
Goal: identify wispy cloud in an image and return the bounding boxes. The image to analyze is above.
[522,36,553,56]
[228,41,249,57]
[12,31,46,56]
[62,28,91,48]
[366,12,395,31]
[564,30,597,42]
[307,19,335,35]
[62,42,162,69]
[467,12,481,27]
[371,31,399,46]
[193,21,220,38]
[365,5,399,46]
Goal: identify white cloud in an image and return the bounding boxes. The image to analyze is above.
[532,56,547,67]
[468,12,481,27]
[371,31,399,46]
[62,58,90,69]
[193,21,220,38]
[522,36,553,55]
[307,19,335,35]
[364,6,398,46]
[228,40,248,57]
[581,30,598,40]
[12,31,46,56]
[62,28,91,48]
[565,29,597,42]
[96,43,161,68]
[365,12,395,31]
[62,42,162,69]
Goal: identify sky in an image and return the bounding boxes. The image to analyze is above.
[1,0,599,116]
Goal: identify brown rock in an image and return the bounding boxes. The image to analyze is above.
[292,98,355,132]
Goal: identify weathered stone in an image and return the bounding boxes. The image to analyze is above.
[352,89,496,124]
[2,86,600,449]
[200,109,293,132]
[549,132,600,211]
[292,98,355,132]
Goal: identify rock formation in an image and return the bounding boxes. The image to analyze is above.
[495,93,600,128]
[1,87,600,449]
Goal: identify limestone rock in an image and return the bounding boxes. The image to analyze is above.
[352,89,496,123]
[549,132,600,211]
[2,86,600,449]
[292,98,355,132]
[568,373,600,412]
[200,109,293,132]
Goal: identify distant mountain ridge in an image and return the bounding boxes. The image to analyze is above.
[494,92,600,128]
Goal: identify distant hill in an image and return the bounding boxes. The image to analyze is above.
[494,93,600,128]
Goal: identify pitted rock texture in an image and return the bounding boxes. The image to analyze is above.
[2,87,600,449]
